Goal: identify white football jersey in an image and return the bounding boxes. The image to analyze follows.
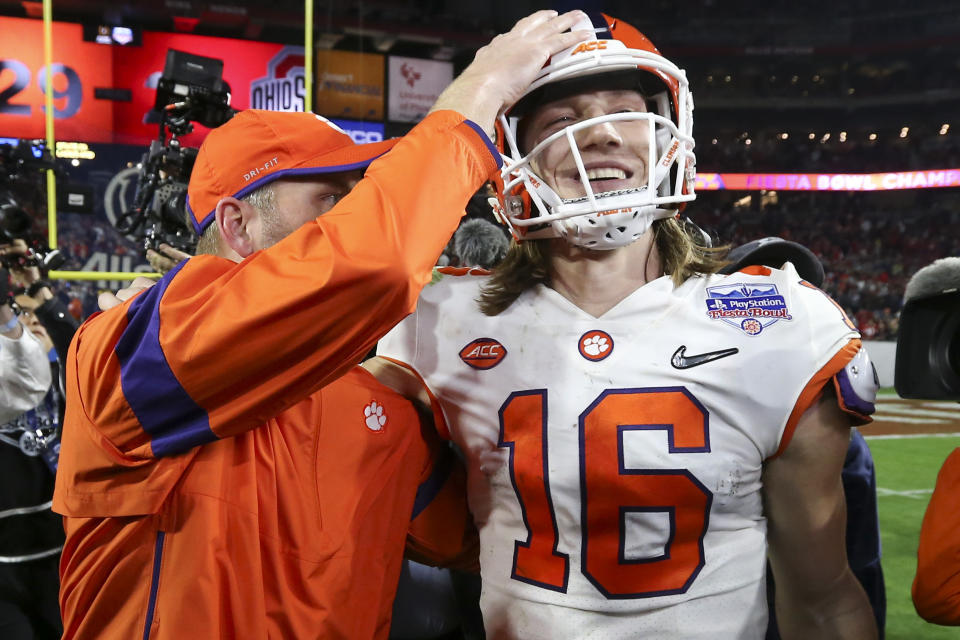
[379,264,863,639]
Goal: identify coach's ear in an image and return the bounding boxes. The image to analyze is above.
[215,196,258,259]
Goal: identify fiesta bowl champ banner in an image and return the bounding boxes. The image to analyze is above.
[696,169,960,191]
[387,56,453,123]
[0,16,305,146]
[315,50,383,120]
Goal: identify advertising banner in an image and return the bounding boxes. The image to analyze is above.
[330,118,385,144]
[695,169,960,191]
[315,50,384,120]
[0,18,116,143]
[387,56,452,123]
[0,16,303,146]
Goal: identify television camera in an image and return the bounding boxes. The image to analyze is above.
[895,257,960,401]
[0,140,65,271]
[115,49,237,255]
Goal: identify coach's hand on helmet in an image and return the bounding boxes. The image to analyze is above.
[430,10,592,135]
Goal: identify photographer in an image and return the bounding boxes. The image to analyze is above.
[900,257,960,625]
[0,252,62,640]
[6,238,79,389]
[0,265,50,423]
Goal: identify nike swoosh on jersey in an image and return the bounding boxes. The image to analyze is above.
[671,345,739,369]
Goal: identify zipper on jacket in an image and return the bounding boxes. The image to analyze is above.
[143,531,165,640]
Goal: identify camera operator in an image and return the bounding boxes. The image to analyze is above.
[899,257,960,625]
[0,246,63,640]
[6,238,79,387]
[0,264,50,422]
[145,242,192,276]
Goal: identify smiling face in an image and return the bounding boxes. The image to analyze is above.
[520,89,653,199]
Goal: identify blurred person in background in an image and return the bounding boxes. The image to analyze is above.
[0,246,63,640]
[452,218,510,269]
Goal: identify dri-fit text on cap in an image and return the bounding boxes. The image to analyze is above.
[243,156,280,182]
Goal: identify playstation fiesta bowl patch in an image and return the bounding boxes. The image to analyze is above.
[705,282,792,336]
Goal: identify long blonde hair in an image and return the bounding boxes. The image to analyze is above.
[478,217,728,316]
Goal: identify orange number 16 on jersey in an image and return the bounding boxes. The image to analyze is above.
[499,387,712,599]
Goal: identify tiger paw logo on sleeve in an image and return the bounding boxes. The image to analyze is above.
[705,282,792,336]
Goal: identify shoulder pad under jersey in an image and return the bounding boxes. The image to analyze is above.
[834,346,879,422]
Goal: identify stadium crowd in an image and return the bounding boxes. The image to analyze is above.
[696,189,960,340]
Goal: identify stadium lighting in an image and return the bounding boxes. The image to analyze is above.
[780,132,789,140]
[941,124,950,135]
[711,138,718,144]
[840,131,848,142]
[900,127,909,138]
[821,133,831,143]
[745,138,752,145]
[808,133,816,140]
[869,133,878,141]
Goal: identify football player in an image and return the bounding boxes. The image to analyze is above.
[373,13,879,639]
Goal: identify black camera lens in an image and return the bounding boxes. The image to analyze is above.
[0,199,33,243]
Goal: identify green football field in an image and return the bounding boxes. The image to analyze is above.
[868,430,960,639]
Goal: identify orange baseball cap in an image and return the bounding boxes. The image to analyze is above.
[186,109,398,234]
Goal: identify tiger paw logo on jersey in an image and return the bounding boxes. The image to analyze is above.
[364,402,387,432]
[705,282,792,335]
[459,338,507,370]
[579,330,613,361]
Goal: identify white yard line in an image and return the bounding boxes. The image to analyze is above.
[865,432,960,440]
[871,406,960,419]
[876,488,933,499]
[870,416,951,424]
[876,400,960,410]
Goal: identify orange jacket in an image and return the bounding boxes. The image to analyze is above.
[913,447,960,625]
[53,111,496,639]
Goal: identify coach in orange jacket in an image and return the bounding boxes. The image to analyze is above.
[52,10,593,639]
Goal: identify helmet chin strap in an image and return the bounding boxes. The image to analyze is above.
[558,204,670,250]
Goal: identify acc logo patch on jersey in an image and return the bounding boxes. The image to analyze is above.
[459,338,507,370]
[579,330,613,361]
[705,282,792,336]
